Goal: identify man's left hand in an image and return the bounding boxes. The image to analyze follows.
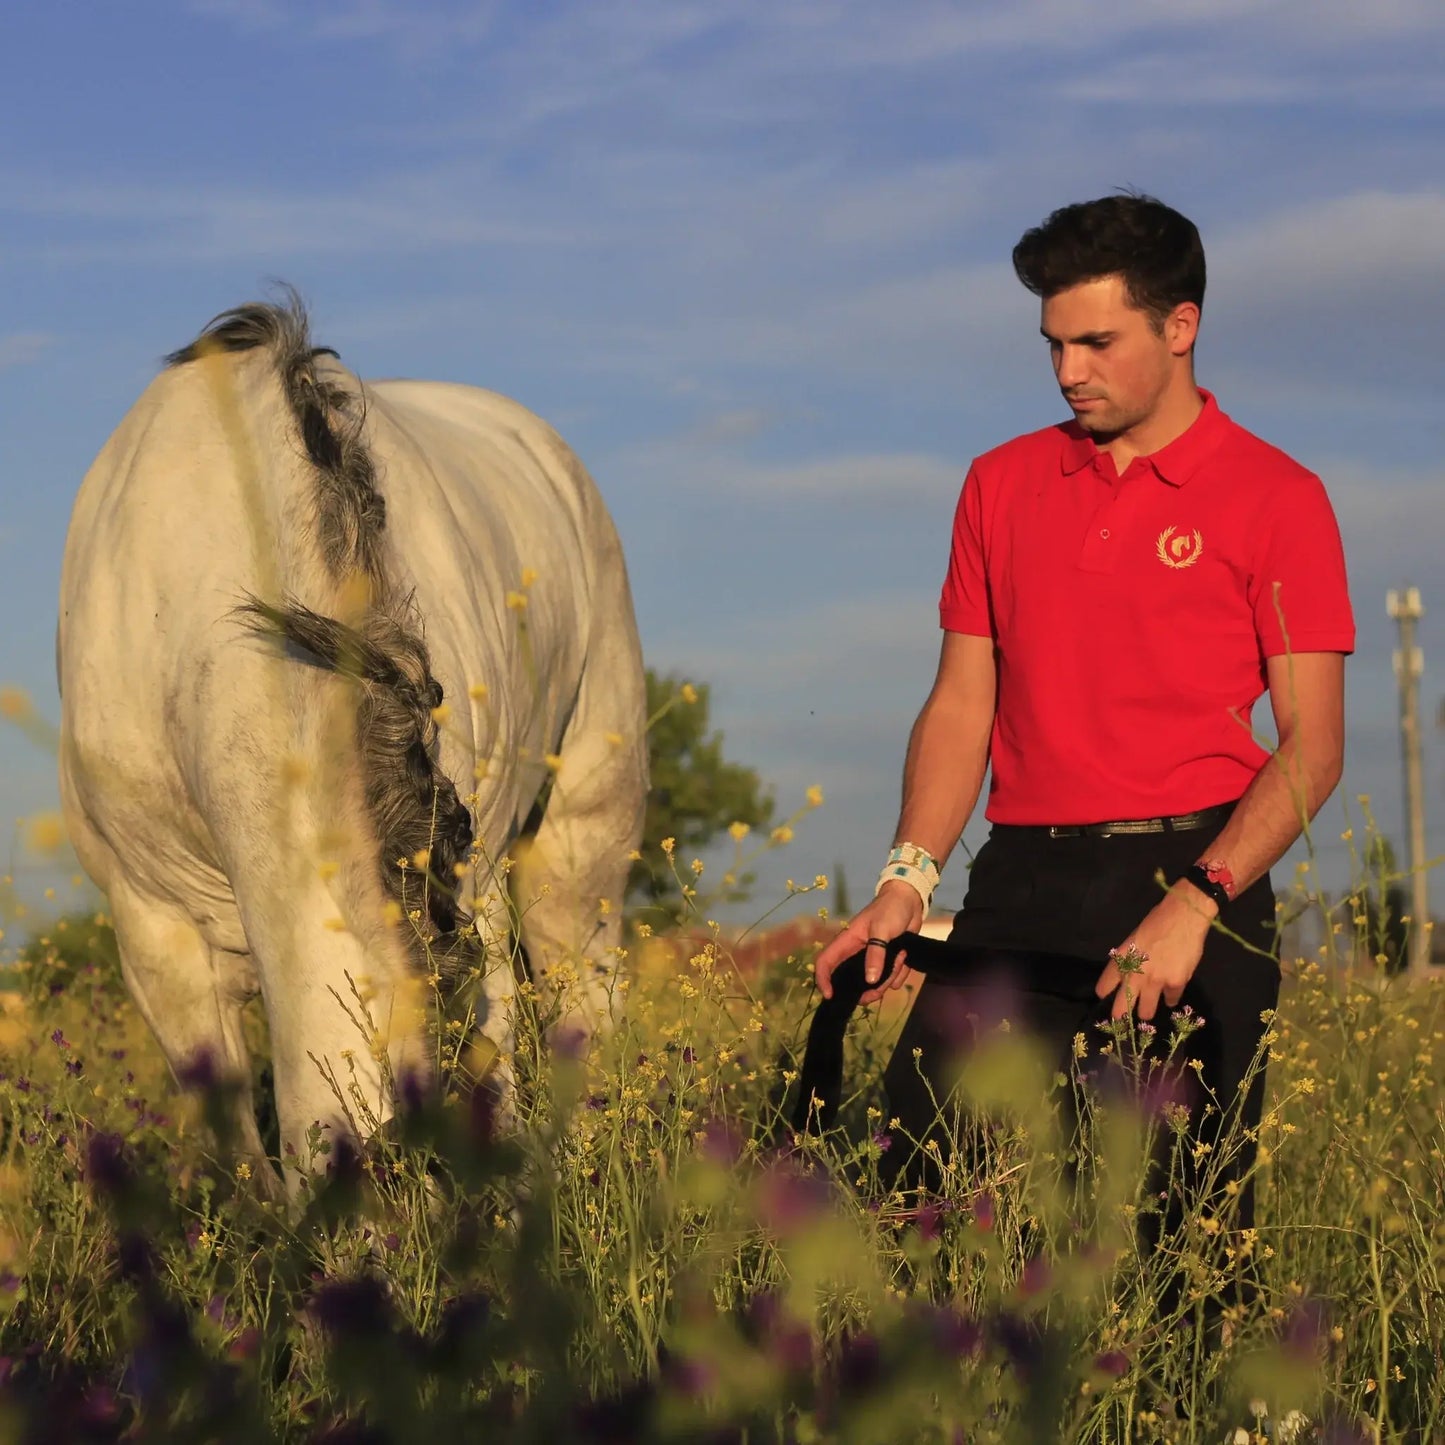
[1094,883,1217,1020]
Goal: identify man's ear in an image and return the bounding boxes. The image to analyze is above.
[1166,301,1200,357]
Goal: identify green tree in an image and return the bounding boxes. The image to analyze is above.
[631,670,774,911]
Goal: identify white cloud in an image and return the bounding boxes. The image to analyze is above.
[0,167,578,264]
[679,409,778,446]
[0,333,53,370]
[738,452,963,500]
[1213,190,1445,300]
[184,0,1445,66]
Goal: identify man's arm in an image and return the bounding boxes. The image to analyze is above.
[1097,650,1346,1019]
[1184,650,1346,907]
[814,630,996,1000]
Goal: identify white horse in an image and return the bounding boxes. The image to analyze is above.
[57,294,647,1190]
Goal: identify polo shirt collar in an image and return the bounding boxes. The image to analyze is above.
[1058,388,1227,487]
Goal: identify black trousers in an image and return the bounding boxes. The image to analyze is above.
[880,808,1280,1269]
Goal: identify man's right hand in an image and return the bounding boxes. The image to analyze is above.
[813,881,924,1005]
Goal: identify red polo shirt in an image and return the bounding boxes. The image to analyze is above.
[939,390,1355,825]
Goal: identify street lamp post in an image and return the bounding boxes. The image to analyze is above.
[1386,586,1432,973]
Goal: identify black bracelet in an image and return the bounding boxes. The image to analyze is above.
[1177,863,1231,912]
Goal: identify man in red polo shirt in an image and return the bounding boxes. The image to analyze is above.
[812,194,1352,1261]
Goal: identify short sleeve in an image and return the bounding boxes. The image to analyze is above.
[938,464,994,637]
[1250,473,1355,658]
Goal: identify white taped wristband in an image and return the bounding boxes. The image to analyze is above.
[875,861,935,914]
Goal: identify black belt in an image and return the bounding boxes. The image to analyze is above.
[790,934,1099,1135]
[1007,800,1236,840]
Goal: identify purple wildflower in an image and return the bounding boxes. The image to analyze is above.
[1018,1255,1052,1297]
[756,1160,831,1235]
[228,1327,261,1361]
[973,1191,995,1232]
[698,1117,744,1167]
[836,1331,883,1394]
[1093,1349,1130,1378]
[926,1306,982,1359]
[665,1354,716,1399]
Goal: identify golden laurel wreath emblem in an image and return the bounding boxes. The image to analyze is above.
[1156,525,1204,570]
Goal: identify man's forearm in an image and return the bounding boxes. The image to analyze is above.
[1187,734,1344,908]
[891,695,992,871]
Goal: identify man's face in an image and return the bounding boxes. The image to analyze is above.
[1040,275,1193,438]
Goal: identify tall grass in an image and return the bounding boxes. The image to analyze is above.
[1,838,1442,1443]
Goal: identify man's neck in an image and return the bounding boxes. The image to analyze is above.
[1098,376,1204,473]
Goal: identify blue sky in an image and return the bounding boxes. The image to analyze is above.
[2,0,1443,934]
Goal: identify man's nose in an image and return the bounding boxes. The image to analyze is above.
[1055,346,1089,389]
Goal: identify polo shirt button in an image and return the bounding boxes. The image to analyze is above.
[1100,528,1110,539]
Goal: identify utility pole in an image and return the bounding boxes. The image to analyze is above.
[1387,586,1432,973]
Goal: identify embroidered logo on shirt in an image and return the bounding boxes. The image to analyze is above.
[1156,526,1203,570]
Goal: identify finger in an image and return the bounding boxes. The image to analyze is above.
[814,929,853,974]
[886,959,913,992]
[864,936,891,986]
[861,965,910,1005]
[1162,981,1184,1009]
[1138,981,1162,1021]
[1095,963,1120,999]
[815,927,865,996]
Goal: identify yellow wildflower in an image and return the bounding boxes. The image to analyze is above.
[0,688,33,720]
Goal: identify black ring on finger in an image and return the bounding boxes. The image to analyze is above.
[865,937,890,948]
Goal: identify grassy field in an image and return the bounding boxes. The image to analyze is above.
[0,866,1442,1443]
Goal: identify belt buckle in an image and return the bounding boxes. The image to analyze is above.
[1048,824,1077,839]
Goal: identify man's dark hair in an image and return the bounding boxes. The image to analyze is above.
[1012,193,1206,329]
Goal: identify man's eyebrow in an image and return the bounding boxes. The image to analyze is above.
[1040,326,1117,345]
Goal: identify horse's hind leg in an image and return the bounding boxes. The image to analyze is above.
[512,615,648,1035]
[106,876,275,1190]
